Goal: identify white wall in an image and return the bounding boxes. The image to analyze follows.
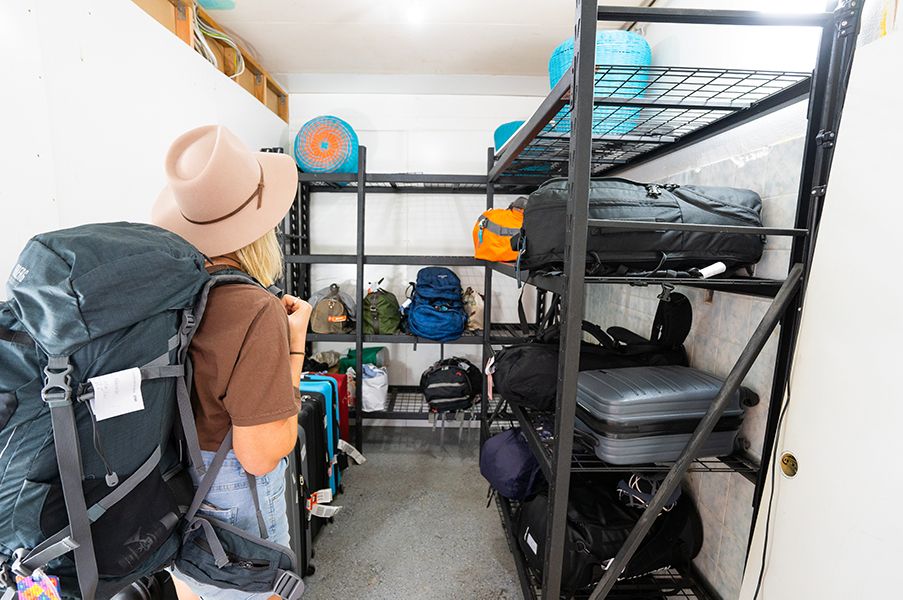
[291,90,546,387]
[1,0,288,298]
[1,1,59,296]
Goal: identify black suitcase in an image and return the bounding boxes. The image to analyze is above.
[299,394,329,539]
[520,177,764,274]
[575,366,755,465]
[286,426,315,576]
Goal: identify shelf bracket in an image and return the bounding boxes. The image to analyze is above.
[815,129,836,148]
[834,0,859,38]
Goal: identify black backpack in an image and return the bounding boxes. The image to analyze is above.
[515,475,702,595]
[420,357,482,413]
[491,292,691,411]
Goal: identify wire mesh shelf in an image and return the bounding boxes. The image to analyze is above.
[297,172,542,194]
[362,386,508,421]
[512,403,758,481]
[501,65,809,178]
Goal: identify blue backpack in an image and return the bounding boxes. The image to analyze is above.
[405,267,467,342]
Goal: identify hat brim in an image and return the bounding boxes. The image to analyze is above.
[151,152,298,257]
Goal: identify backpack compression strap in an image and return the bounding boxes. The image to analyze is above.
[176,271,262,478]
[41,356,99,600]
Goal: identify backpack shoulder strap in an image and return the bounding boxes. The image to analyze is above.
[650,292,692,348]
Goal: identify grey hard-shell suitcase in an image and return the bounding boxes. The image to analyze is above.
[575,366,755,465]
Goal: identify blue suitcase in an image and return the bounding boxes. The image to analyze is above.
[300,375,342,494]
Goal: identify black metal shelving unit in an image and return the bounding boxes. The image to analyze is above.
[281,156,542,450]
[480,3,863,600]
[278,3,862,598]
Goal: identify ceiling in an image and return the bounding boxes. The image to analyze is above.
[204,1,648,80]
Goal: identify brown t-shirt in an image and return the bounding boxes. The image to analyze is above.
[190,274,300,451]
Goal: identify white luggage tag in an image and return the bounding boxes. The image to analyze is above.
[309,503,342,519]
[337,439,366,464]
[307,488,342,519]
[89,368,145,421]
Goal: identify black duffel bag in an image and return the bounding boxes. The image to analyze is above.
[491,292,691,411]
[515,475,702,596]
[518,177,764,274]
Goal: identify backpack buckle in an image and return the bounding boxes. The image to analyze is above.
[41,361,73,407]
[10,549,32,578]
[273,570,304,600]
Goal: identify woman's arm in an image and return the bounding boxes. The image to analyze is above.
[233,415,298,476]
[283,294,311,387]
[230,295,312,476]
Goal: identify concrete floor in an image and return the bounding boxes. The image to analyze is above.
[302,426,520,600]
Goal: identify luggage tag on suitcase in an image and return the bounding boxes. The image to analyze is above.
[16,569,61,600]
[337,439,366,465]
[307,489,342,519]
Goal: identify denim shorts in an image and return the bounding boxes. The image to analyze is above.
[173,450,291,600]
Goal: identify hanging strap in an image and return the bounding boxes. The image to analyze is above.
[245,472,269,540]
[41,356,98,600]
[186,431,233,521]
[189,518,230,568]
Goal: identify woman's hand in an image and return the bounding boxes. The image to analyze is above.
[282,295,312,349]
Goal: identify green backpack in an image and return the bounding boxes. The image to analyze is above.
[362,282,401,335]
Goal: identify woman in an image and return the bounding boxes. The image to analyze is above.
[151,125,309,599]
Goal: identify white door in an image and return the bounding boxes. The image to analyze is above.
[740,30,903,600]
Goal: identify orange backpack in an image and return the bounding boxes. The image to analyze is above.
[473,206,524,262]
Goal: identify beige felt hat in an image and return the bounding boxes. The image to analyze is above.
[151,125,297,257]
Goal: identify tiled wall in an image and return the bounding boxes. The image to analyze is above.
[583,135,805,599]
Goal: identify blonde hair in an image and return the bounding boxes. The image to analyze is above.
[235,229,283,287]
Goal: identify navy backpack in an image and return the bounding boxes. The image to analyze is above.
[405,267,467,342]
[479,428,544,501]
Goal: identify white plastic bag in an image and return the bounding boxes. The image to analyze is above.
[349,364,389,412]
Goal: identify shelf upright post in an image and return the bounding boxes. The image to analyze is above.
[542,0,597,597]
[481,147,495,445]
[354,147,367,452]
[299,181,312,300]
[751,0,862,540]
[280,185,297,296]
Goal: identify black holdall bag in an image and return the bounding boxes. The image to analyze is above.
[517,177,765,275]
[420,357,482,413]
[515,475,702,595]
[490,292,691,412]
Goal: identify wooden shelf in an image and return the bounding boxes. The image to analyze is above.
[132,0,289,123]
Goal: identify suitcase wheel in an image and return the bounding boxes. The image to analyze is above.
[306,565,316,577]
[338,484,345,495]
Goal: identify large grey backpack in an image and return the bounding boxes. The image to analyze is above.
[0,223,304,600]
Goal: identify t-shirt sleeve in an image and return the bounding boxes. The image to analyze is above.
[222,297,301,427]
